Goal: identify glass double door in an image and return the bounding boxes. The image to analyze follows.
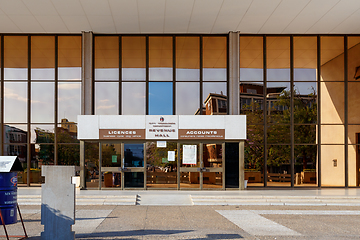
[100,142,224,190]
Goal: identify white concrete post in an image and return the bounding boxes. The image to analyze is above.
[229,31,240,115]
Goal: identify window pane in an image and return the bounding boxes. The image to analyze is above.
[95,82,119,115]
[4,124,27,144]
[294,37,317,81]
[4,82,27,123]
[58,82,81,123]
[57,123,78,143]
[267,145,291,187]
[176,82,199,115]
[58,36,81,80]
[149,37,172,81]
[267,125,290,144]
[32,124,55,144]
[95,37,119,81]
[58,144,80,166]
[267,37,290,81]
[348,125,360,144]
[240,36,263,82]
[203,82,226,106]
[294,145,317,187]
[321,36,344,81]
[176,37,200,81]
[149,82,173,115]
[36,144,54,165]
[203,37,226,81]
[294,82,317,124]
[124,144,144,168]
[320,81,344,124]
[348,82,360,124]
[4,36,28,80]
[31,36,55,80]
[31,82,54,123]
[348,144,359,187]
[294,125,316,144]
[240,83,264,124]
[266,82,291,124]
[122,37,146,81]
[122,82,146,115]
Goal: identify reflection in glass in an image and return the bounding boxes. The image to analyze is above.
[266,82,291,124]
[122,37,146,81]
[35,144,54,165]
[124,172,144,188]
[4,82,27,123]
[267,145,291,187]
[267,37,290,81]
[31,82,55,123]
[294,145,317,187]
[58,36,82,80]
[240,36,263,82]
[267,125,290,144]
[294,125,316,144]
[31,36,55,80]
[321,125,344,144]
[4,36,28,80]
[176,37,200,81]
[176,82,199,115]
[348,125,360,144]
[102,143,121,167]
[320,81,344,124]
[203,82,226,105]
[321,36,344,81]
[122,82,146,115]
[240,82,264,122]
[348,82,360,124]
[124,144,144,168]
[58,144,80,166]
[102,172,121,188]
[94,36,119,81]
[294,37,317,81]
[58,82,81,123]
[203,143,222,189]
[31,124,55,144]
[4,124,27,144]
[149,37,172,81]
[95,82,119,115]
[348,144,360,187]
[203,37,227,81]
[149,82,173,115]
[146,142,177,189]
[294,82,317,124]
[244,143,264,187]
[57,123,78,143]
[3,144,27,163]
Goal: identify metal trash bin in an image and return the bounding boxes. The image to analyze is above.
[0,156,23,225]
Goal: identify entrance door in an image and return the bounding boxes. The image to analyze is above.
[123,143,145,189]
[179,143,224,189]
[100,143,122,189]
[146,141,178,189]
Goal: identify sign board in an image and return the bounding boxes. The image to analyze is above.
[183,145,197,165]
[0,156,24,172]
[168,151,175,162]
[78,115,246,141]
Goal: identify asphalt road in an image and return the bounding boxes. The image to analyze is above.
[2,205,360,240]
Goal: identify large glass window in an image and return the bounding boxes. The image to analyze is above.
[122,37,146,81]
[95,36,119,81]
[149,37,172,81]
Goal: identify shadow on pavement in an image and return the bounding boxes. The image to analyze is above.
[191,234,243,239]
[75,229,193,238]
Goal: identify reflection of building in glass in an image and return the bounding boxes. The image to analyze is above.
[4,125,27,162]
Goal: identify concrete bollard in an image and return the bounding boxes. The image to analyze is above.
[41,166,75,240]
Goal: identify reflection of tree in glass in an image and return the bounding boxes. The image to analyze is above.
[243,88,317,172]
[146,142,177,171]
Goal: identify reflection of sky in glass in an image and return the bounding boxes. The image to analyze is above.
[267,69,290,81]
[240,68,263,81]
[294,69,316,81]
[203,68,226,81]
[122,68,146,81]
[4,68,27,80]
[4,82,27,123]
[203,82,227,103]
[294,82,317,95]
[176,82,199,115]
[59,67,81,80]
[95,82,119,115]
[176,69,199,81]
[122,82,146,115]
[267,82,290,91]
[149,82,173,115]
[58,83,81,122]
[95,68,119,80]
[149,68,172,81]
[31,82,54,123]
[31,68,54,80]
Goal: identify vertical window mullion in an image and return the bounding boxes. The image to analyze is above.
[54,36,58,165]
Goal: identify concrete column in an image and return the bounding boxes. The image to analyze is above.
[80,31,93,189]
[229,31,240,115]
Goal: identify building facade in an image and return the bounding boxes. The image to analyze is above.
[0,0,359,189]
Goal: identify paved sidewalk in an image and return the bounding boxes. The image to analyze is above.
[18,187,360,206]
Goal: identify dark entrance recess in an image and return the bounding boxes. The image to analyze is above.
[225,143,239,188]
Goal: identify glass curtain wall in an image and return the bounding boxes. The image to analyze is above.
[240,35,318,187]
[1,35,82,185]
